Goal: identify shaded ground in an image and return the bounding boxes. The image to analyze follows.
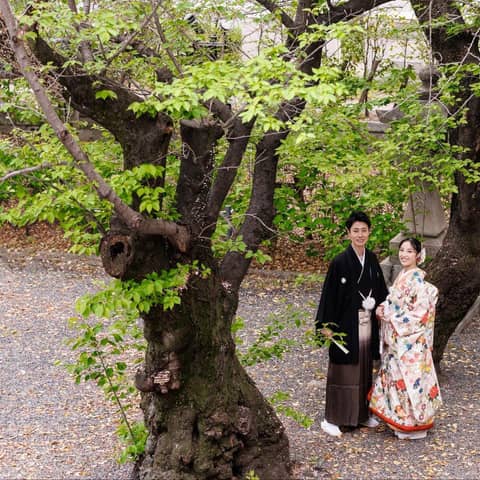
[1,247,479,480]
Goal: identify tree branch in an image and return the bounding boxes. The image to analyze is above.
[62,0,94,64]
[220,97,305,289]
[205,98,235,124]
[358,57,381,105]
[205,118,255,234]
[409,0,477,64]
[176,118,224,230]
[66,0,77,14]
[105,0,161,68]
[0,0,190,252]
[152,1,183,76]
[294,0,314,28]
[28,31,174,172]
[255,0,296,31]
[0,162,67,182]
[318,0,395,24]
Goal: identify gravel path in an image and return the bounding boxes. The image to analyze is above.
[1,248,479,480]
[0,251,132,480]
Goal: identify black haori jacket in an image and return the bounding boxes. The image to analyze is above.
[315,245,388,364]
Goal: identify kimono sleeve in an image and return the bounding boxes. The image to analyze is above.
[389,276,436,338]
[314,259,341,332]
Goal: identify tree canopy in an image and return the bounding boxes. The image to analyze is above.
[1,0,468,262]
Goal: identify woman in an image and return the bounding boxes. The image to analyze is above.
[369,237,442,439]
[316,211,388,437]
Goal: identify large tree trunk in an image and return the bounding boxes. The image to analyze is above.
[100,234,291,480]
[428,218,480,366]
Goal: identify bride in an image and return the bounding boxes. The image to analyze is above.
[369,237,442,439]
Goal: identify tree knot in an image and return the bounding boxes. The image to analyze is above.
[134,352,181,394]
[235,406,252,436]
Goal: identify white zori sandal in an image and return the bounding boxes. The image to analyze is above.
[321,419,342,437]
[395,430,428,440]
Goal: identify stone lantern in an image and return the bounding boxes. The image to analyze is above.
[374,66,448,284]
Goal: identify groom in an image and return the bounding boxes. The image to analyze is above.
[315,211,388,436]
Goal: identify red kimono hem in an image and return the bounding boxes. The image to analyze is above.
[369,406,434,432]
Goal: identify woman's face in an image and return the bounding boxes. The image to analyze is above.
[347,221,370,251]
[398,241,418,270]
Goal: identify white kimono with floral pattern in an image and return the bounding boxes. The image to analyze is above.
[369,268,442,431]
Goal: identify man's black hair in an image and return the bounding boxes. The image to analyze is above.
[345,211,371,230]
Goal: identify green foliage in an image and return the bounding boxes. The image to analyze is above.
[2,0,479,268]
[95,90,119,101]
[3,0,477,264]
[234,302,306,367]
[438,62,480,105]
[0,78,44,125]
[211,234,272,265]
[372,99,479,199]
[64,261,210,462]
[130,46,348,131]
[312,322,348,351]
[0,125,116,251]
[117,420,148,464]
[63,307,145,462]
[276,104,405,259]
[0,125,178,254]
[237,316,296,366]
[268,391,314,429]
[245,471,260,480]
[65,315,144,398]
[233,301,315,429]
[76,262,210,318]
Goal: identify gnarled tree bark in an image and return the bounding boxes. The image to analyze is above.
[130,262,291,480]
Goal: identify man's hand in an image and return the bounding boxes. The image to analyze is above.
[319,327,333,338]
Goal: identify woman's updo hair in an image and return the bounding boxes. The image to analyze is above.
[399,237,422,254]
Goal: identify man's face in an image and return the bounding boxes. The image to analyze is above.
[347,221,370,251]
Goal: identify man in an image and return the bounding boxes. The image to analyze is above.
[315,211,388,436]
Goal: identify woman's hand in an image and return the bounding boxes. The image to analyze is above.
[375,305,385,321]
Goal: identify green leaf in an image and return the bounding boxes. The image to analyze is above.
[95,90,118,101]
